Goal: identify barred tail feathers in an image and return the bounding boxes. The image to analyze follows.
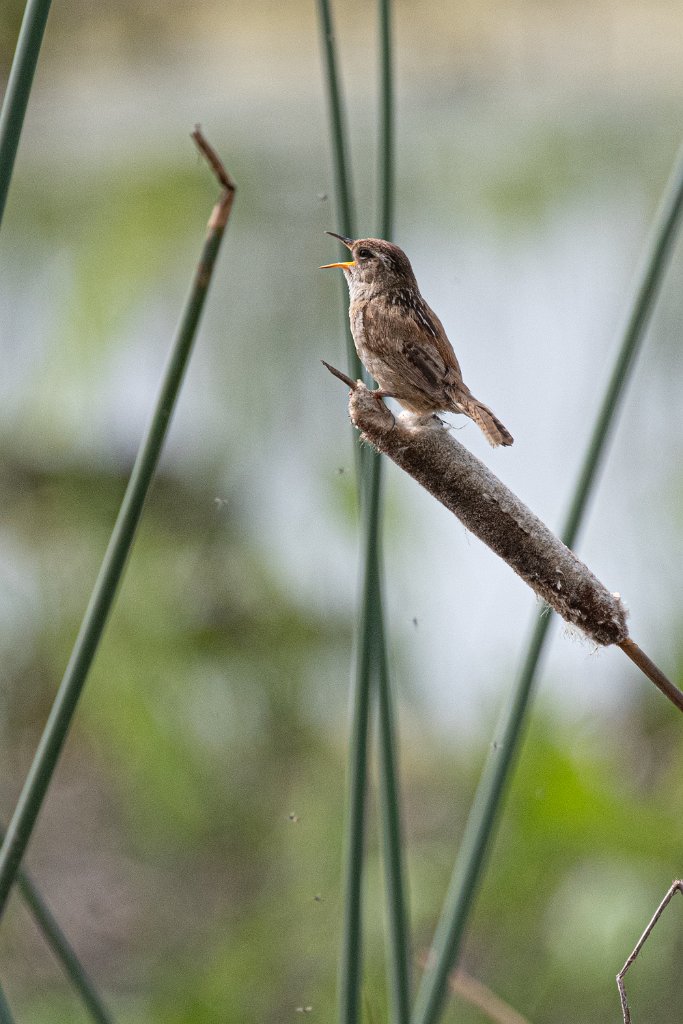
[461,395,514,448]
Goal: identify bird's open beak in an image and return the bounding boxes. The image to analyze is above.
[321,231,355,269]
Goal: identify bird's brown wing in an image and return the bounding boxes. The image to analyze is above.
[422,301,464,385]
[363,295,464,400]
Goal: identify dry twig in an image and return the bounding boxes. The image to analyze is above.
[617,880,682,1024]
[417,951,532,1024]
[191,125,236,230]
[446,967,531,1024]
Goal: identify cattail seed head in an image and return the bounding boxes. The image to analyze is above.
[349,384,628,647]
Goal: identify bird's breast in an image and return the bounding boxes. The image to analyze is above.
[349,298,391,355]
[348,298,400,390]
[349,301,367,346]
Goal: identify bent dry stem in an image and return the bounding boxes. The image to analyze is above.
[617,880,682,1024]
[0,130,235,917]
[442,967,532,1024]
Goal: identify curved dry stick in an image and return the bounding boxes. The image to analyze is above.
[617,880,682,1024]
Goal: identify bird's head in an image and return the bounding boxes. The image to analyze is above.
[320,233,417,297]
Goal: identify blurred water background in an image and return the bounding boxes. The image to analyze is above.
[1,1,682,1021]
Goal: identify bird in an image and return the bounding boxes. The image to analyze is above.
[321,233,513,447]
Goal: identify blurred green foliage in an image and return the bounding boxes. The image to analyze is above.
[2,1,683,1022]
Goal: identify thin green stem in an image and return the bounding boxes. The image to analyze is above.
[375,3,411,1023]
[374,581,411,1024]
[316,0,362,381]
[377,0,394,243]
[0,135,235,918]
[15,849,113,1022]
[410,616,548,1024]
[316,0,355,238]
[339,448,383,1024]
[317,6,405,1022]
[0,0,53,228]
[411,140,683,1024]
[1,5,118,1013]
[316,6,375,1024]
[562,143,683,550]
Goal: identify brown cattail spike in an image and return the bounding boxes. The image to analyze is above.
[348,382,627,647]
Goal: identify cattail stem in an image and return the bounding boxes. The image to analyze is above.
[326,372,683,713]
[618,638,683,712]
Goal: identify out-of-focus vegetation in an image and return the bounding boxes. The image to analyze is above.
[1,1,683,1022]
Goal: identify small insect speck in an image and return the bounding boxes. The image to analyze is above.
[296,1007,313,1014]
[317,192,328,202]
[288,812,300,823]
[313,894,323,902]
[412,617,418,627]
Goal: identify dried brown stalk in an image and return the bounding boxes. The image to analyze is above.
[446,968,532,1024]
[324,367,683,712]
[617,880,682,1024]
[416,950,532,1024]
[191,126,236,230]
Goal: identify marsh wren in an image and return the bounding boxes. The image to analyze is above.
[321,233,513,447]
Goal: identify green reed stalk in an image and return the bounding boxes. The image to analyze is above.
[15,848,113,1022]
[0,0,53,227]
[411,139,683,1024]
[0,4,120,1018]
[317,3,409,1022]
[377,0,394,244]
[316,0,361,381]
[0,817,113,1020]
[339,454,383,1024]
[316,5,372,1020]
[374,3,411,1023]
[0,132,235,918]
[0,983,14,1024]
[375,581,412,1024]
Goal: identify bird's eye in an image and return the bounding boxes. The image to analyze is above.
[357,247,373,260]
